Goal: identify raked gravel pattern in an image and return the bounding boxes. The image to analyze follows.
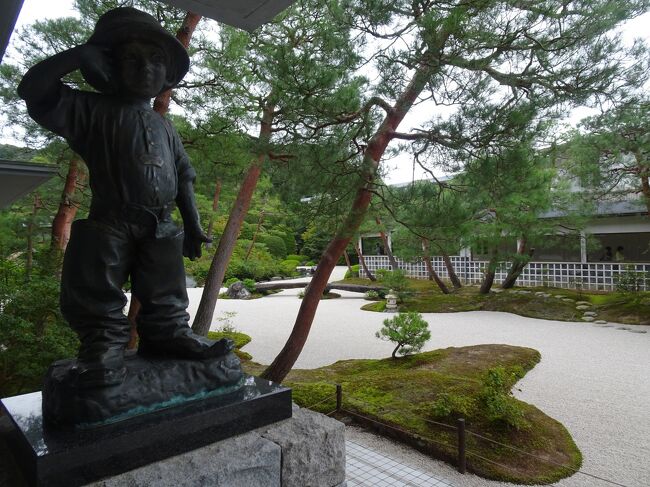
[174,267,650,487]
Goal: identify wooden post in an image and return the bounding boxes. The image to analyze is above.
[457,418,466,474]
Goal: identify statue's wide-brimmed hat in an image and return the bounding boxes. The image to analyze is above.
[83,7,190,93]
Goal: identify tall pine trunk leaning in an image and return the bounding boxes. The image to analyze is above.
[192,101,275,336]
[375,216,399,270]
[421,238,449,294]
[354,241,376,281]
[343,249,354,276]
[261,42,447,383]
[501,238,534,289]
[127,11,202,348]
[480,251,499,294]
[441,250,462,289]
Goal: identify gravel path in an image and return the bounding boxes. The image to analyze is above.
[182,268,650,487]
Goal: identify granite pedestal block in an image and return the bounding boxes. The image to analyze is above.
[258,407,346,487]
[86,406,346,487]
[0,375,291,487]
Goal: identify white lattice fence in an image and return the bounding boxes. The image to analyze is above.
[361,255,650,291]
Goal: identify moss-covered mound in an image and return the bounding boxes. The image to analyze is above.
[341,277,650,325]
[247,345,581,484]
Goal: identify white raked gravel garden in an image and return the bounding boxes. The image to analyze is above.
[179,267,650,487]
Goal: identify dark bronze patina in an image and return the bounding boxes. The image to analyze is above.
[17,7,242,425]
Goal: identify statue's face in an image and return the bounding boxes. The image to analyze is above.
[116,40,168,98]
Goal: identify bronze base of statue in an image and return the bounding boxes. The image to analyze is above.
[42,350,243,428]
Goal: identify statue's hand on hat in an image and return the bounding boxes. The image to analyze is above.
[79,43,117,94]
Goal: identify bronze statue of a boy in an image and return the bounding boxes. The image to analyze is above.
[18,7,232,389]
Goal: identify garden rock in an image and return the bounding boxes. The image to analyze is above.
[583,311,598,317]
[576,301,591,306]
[594,320,607,324]
[576,305,591,310]
[227,281,252,300]
[581,316,595,322]
[562,298,575,303]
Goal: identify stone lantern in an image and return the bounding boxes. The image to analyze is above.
[385,290,398,312]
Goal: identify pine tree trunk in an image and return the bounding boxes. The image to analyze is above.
[479,253,499,294]
[375,216,398,270]
[51,158,84,251]
[354,241,376,281]
[260,48,443,382]
[343,249,353,276]
[205,179,222,249]
[501,238,534,289]
[192,101,275,336]
[422,238,449,294]
[126,297,141,350]
[153,12,202,115]
[441,250,462,289]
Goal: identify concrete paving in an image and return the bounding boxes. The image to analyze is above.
[179,267,650,487]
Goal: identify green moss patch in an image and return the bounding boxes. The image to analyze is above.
[270,345,580,484]
[208,331,253,361]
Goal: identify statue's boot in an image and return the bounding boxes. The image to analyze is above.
[75,347,127,389]
[138,328,235,360]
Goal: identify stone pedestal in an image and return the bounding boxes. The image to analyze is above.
[85,406,347,487]
[0,403,346,487]
[0,375,291,486]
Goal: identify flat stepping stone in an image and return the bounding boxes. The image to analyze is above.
[594,320,608,324]
[617,327,631,331]
[576,301,591,306]
[581,316,595,322]
[583,311,598,317]
[628,329,647,334]
[518,290,532,294]
[563,298,575,303]
[595,324,613,328]
[554,295,564,299]
[576,305,591,310]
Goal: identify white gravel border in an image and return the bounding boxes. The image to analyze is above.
[174,267,650,486]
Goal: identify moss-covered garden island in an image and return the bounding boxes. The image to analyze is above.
[338,277,650,325]
[233,331,582,484]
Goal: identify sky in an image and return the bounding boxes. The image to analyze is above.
[4,0,650,185]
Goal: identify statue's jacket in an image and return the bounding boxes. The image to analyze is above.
[25,83,195,238]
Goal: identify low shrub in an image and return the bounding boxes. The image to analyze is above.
[242,278,257,293]
[259,234,287,260]
[224,277,240,288]
[431,393,475,418]
[365,290,380,300]
[286,254,309,264]
[479,367,530,430]
[279,259,300,276]
[344,264,360,279]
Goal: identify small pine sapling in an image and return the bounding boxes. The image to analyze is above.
[375,311,431,358]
